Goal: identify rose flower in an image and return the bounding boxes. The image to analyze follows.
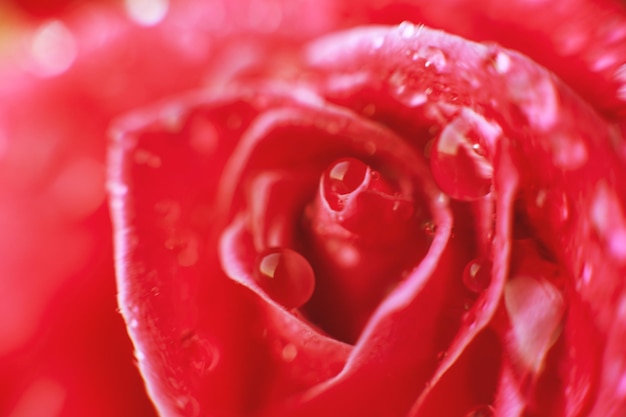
[2,0,626,416]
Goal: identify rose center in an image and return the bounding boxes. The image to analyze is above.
[298,158,430,343]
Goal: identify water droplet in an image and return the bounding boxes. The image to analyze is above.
[125,0,169,26]
[492,51,511,74]
[484,46,511,74]
[281,343,298,362]
[135,349,145,361]
[129,318,139,329]
[465,405,494,417]
[505,276,565,372]
[513,77,558,131]
[579,262,593,287]
[429,119,493,200]
[405,92,428,107]
[398,21,416,38]
[180,331,219,374]
[255,248,315,309]
[549,191,570,227]
[30,20,77,77]
[463,258,492,293]
[323,158,369,211]
[423,220,436,237]
[421,46,447,71]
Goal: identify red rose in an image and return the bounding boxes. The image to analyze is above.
[1,0,626,416]
[108,1,626,417]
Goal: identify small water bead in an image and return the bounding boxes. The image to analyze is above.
[420,45,447,71]
[422,220,436,237]
[398,21,417,38]
[429,119,493,201]
[255,248,315,309]
[281,343,298,362]
[465,405,494,417]
[322,158,369,211]
[462,258,492,293]
[180,331,219,374]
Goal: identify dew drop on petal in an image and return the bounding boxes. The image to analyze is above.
[398,21,416,38]
[463,258,493,293]
[180,331,219,374]
[125,0,169,26]
[281,343,298,362]
[505,276,565,373]
[465,404,494,417]
[493,51,511,74]
[430,120,493,200]
[255,248,315,309]
[422,220,436,237]
[421,45,447,71]
[322,158,369,210]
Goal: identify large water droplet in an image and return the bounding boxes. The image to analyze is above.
[255,248,315,309]
[463,258,492,293]
[430,119,493,200]
[465,405,494,417]
[323,158,368,211]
